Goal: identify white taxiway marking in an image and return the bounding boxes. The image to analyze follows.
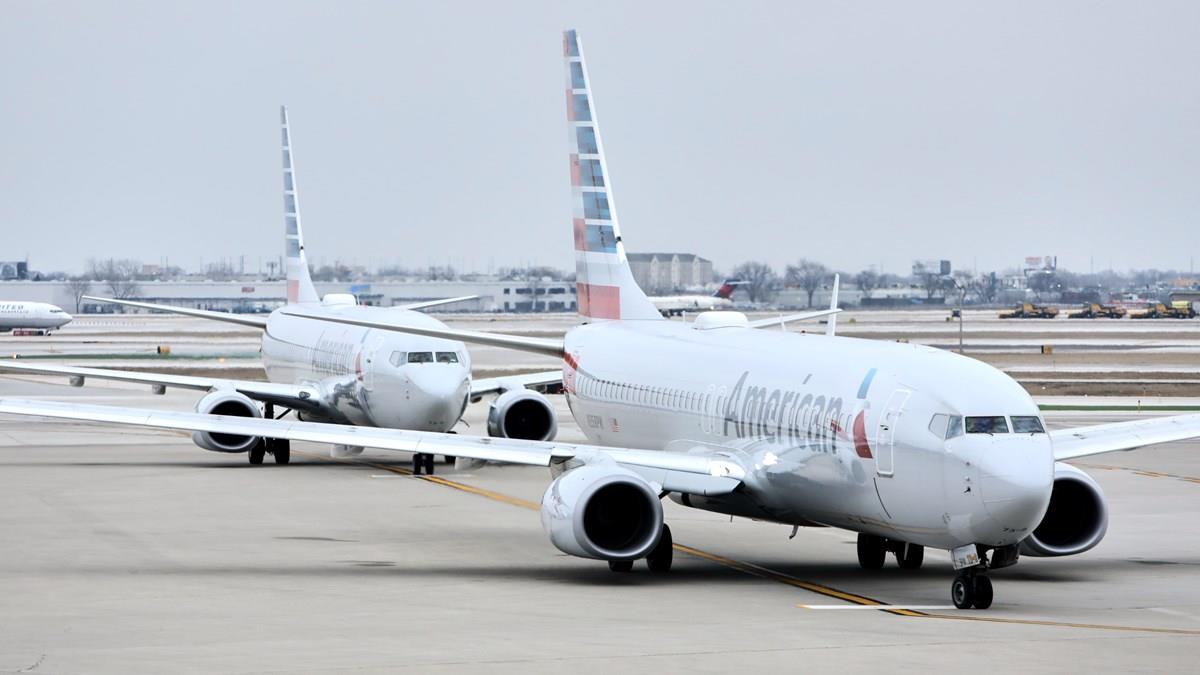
[798,605,957,610]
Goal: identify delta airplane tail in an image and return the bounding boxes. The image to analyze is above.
[713,279,741,300]
[281,106,320,305]
[564,30,660,322]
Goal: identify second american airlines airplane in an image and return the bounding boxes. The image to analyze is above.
[0,107,560,472]
[2,32,1199,609]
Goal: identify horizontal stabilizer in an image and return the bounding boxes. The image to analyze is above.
[83,296,268,329]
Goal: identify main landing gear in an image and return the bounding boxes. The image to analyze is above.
[411,453,436,475]
[856,533,924,570]
[607,524,673,574]
[248,438,290,465]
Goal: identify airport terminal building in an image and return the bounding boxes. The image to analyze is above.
[0,279,578,314]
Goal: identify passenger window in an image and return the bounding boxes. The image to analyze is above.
[946,415,963,439]
[407,352,433,364]
[436,352,459,364]
[928,414,949,438]
[389,351,405,367]
[1011,416,1045,434]
[965,416,1009,434]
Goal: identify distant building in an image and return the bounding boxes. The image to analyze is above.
[626,253,713,294]
[0,261,28,280]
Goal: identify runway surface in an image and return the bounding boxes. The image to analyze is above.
[2,373,1200,673]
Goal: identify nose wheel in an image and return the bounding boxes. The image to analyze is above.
[951,571,993,609]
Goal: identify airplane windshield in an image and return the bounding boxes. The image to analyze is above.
[965,416,1009,434]
[407,352,434,364]
[928,414,964,439]
[436,352,459,364]
[1011,416,1045,434]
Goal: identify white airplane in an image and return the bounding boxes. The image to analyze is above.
[0,107,560,472]
[650,279,741,317]
[0,301,72,332]
[2,31,1199,610]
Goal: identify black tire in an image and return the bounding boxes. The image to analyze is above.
[272,442,290,465]
[951,576,975,610]
[857,533,886,570]
[896,543,924,570]
[412,454,424,475]
[973,576,993,609]
[608,560,633,573]
[249,443,265,465]
[423,453,436,475]
[646,524,673,573]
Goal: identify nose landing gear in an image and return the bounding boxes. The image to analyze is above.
[951,570,993,609]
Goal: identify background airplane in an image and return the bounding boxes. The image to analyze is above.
[0,107,559,472]
[0,301,71,332]
[650,278,741,317]
[2,31,1196,612]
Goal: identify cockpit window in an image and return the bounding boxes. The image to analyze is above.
[929,414,965,439]
[407,352,433,364]
[1011,416,1045,434]
[965,416,1009,434]
[946,415,963,439]
[436,351,459,364]
[389,351,405,367]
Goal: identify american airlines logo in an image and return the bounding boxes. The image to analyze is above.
[722,371,853,452]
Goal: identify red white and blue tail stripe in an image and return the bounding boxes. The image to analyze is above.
[564,30,661,321]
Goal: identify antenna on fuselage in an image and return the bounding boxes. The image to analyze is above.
[825,274,840,337]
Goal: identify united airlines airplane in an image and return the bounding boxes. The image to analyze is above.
[0,301,72,332]
[2,33,1198,609]
[0,107,559,472]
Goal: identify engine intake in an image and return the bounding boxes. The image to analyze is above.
[541,463,663,560]
[191,390,263,453]
[1020,462,1108,557]
[488,389,557,441]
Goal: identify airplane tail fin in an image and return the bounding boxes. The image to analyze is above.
[564,30,660,321]
[281,106,320,305]
[825,274,840,337]
[713,279,741,299]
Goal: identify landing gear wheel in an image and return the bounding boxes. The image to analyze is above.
[271,439,291,465]
[249,443,265,465]
[645,524,673,573]
[423,453,436,475]
[857,533,886,570]
[951,575,976,609]
[608,560,633,573]
[895,543,924,570]
[972,576,993,609]
[412,453,424,475]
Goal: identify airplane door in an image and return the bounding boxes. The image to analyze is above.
[876,389,910,477]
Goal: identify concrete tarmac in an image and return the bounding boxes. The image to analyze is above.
[1,377,1200,673]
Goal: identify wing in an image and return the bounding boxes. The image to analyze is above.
[1051,413,1200,461]
[0,362,320,411]
[470,370,563,398]
[83,296,268,329]
[279,308,565,356]
[0,398,743,496]
[746,308,841,329]
[398,295,478,312]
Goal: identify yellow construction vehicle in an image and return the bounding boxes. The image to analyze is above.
[1129,303,1194,319]
[1067,303,1127,319]
[999,303,1060,319]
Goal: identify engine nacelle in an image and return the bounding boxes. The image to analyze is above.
[191,390,262,453]
[540,463,663,561]
[1020,462,1108,557]
[487,389,557,441]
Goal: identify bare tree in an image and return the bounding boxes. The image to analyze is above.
[785,259,830,307]
[731,261,778,303]
[853,269,880,299]
[65,276,92,312]
[87,258,142,300]
[968,272,1001,305]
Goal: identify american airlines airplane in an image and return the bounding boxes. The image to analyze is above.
[0,107,560,472]
[0,301,72,332]
[650,279,740,317]
[2,32,1198,610]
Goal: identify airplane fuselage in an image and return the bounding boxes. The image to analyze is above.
[0,302,72,332]
[261,304,470,432]
[562,318,1054,551]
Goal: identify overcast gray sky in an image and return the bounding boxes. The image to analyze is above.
[2,1,1197,276]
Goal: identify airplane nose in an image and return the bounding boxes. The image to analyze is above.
[977,438,1053,535]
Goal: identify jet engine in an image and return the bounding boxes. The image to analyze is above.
[191,390,263,453]
[540,463,663,561]
[487,389,557,441]
[1019,462,1108,557]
